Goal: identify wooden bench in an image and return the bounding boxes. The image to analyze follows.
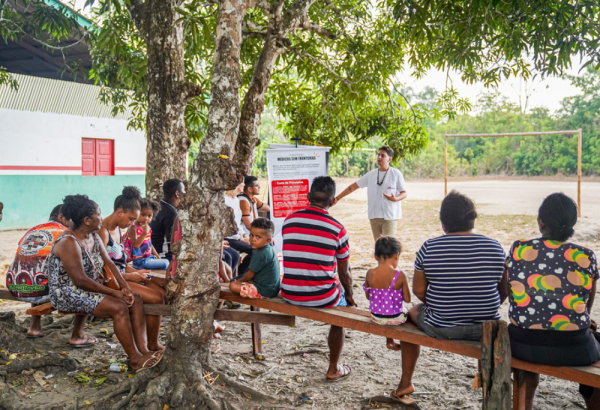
[216,286,600,410]
[5,286,600,409]
[0,289,295,326]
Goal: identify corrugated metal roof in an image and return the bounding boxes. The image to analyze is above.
[0,73,132,119]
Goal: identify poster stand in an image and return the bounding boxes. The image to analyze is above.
[265,143,331,253]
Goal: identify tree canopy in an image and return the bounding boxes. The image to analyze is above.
[83,0,600,162]
[0,0,90,88]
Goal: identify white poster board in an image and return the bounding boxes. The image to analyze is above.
[266,146,331,253]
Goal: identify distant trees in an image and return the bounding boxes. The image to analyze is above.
[256,70,600,179]
[419,70,600,177]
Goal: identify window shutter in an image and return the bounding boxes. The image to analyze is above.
[95,139,114,176]
[82,138,114,176]
[82,138,95,176]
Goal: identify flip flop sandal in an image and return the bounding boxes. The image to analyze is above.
[390,389,416,405]
[136,352,164,373]
[26,334,44,339]
[224,301,241,309]
[326,364,351,382]
[69,337,99,348]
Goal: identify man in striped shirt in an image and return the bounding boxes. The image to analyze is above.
[281,176,355,382]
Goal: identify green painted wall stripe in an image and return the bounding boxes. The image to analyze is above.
[0,175,145,231]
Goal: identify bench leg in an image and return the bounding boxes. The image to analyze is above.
[250,306,262,356]
[512,369,526,410]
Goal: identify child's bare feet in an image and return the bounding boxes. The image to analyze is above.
[213,320,225,339]
[386,338,402,351]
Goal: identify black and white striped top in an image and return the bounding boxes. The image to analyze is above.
[415,234,506,327]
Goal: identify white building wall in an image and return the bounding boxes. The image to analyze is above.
[0,108,146,175]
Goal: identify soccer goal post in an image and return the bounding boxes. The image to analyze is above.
[443,129,583,216]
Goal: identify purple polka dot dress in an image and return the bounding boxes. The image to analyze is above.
[363,270,408,325]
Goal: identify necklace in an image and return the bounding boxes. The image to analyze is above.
[377,168,389,186]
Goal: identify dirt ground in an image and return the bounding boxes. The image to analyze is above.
[0,178,599,409]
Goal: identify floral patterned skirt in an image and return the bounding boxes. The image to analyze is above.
[370,308,408,326]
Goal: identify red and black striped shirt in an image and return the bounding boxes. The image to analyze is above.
[281,207,350,308]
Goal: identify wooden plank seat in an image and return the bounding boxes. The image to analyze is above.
[0,269,170,317]
[5,286,600,408]
[217,285,600,402]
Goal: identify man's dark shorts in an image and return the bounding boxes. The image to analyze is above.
[414,304,482,341]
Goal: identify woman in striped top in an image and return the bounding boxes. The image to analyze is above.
[390,191,508,404]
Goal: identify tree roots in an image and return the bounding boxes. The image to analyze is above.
[0,357,280,409]
[208,366,279,402]
[0,354,78,376]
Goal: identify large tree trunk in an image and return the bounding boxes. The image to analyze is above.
[123,0,317,407]
[161,0,248,393]
[127,0,199,199]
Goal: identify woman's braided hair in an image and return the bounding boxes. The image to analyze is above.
[61,195,97,229]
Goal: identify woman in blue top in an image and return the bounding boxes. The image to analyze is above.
[391,191,508,404]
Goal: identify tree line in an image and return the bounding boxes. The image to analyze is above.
[249,69,600,178]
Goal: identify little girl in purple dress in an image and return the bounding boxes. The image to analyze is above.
[363,236,411,350]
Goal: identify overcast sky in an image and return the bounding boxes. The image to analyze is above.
[397,65,584,114]
[72,0,585,115]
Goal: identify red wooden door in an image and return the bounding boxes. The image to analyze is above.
[82,138,114,176]
[82,138,96,176]
[95,139,114,176]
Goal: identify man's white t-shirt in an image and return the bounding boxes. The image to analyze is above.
[356,167,407,220]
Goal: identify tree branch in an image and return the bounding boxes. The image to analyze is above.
[280,0,318,36]
[253,0,272,14]
[300,21,336,39]
[318,0,347,36]
[177,81,203,100]
[233,37,283,174]
[243,19,268,40]
[286,47,354,89]
[243,31,268,40]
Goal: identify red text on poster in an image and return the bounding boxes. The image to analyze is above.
[271,179,310,218]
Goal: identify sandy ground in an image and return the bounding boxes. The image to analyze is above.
[336,177,600,218]
[0,179,599,409]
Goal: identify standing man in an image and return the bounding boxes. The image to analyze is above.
[281,176,355,382]
[238,176,270,234]
[150,178,185,261]
[333,146,407,240]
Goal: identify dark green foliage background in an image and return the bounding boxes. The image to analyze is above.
[249,69,600,178]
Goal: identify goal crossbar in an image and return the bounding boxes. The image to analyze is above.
[444,129,583,216]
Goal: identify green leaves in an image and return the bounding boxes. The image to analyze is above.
[0,68,18,91]
[392,0,600,84]
[0,0,88,82]
[86,0,599,163]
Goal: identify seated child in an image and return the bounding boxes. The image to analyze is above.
[363,236,410,351]
[123,198,170,271]
[229,218,280,299]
